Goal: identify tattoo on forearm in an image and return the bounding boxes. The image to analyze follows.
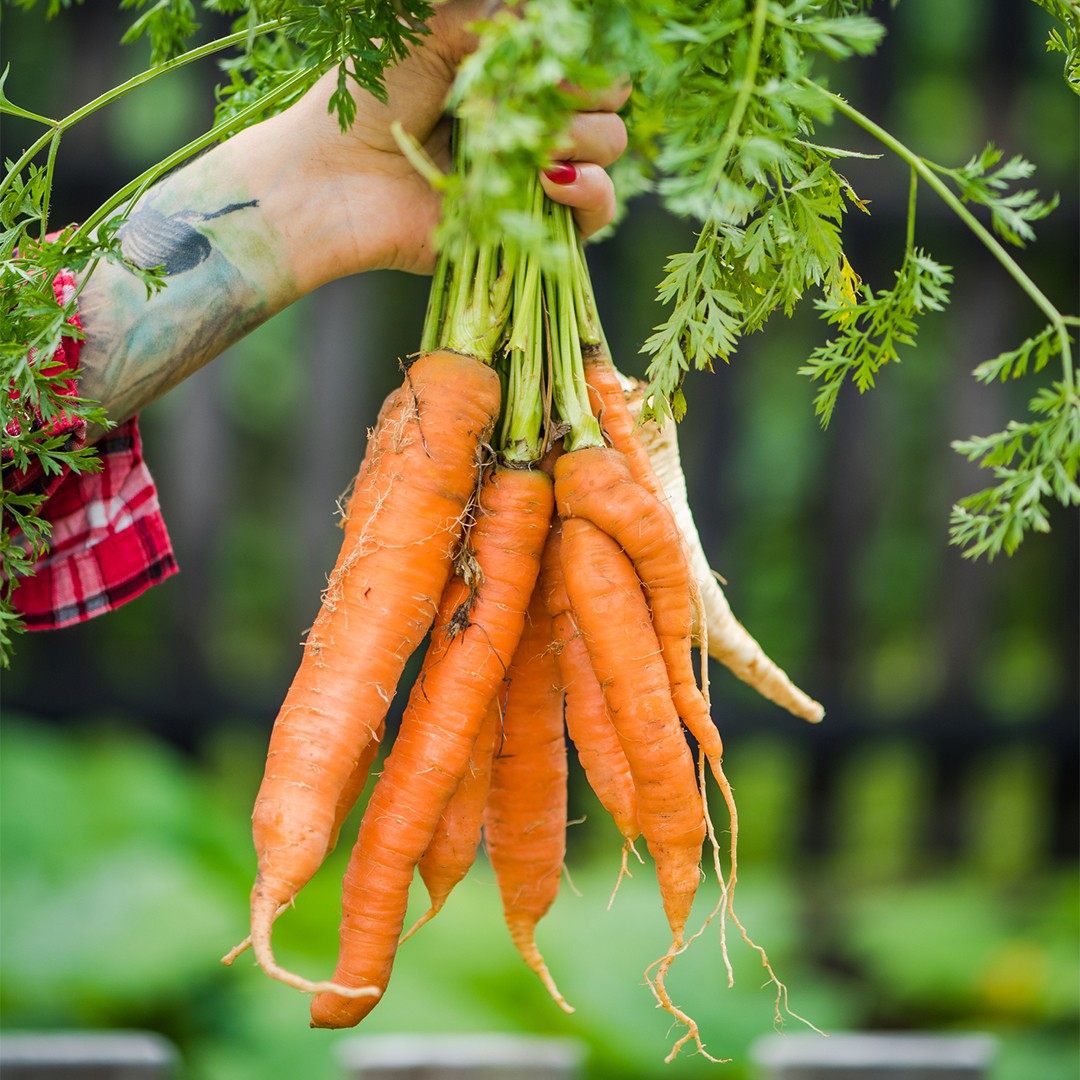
[77,193,289,433]
[118,201,259,275]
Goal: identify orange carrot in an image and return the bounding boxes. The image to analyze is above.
[309,464,554,1027]
[403,698,500,941]
[248,351,501,992]
[554,446,724,775]
[580,354,724,760]
[539,520,639,852]
[559,514,710,1054]
[239,386,395,937]
[558,439,800,1059]
[221,716,386,968]
[582,346,665,502]
[484,585,571,1012]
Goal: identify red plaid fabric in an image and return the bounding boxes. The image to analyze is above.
[4,270,178,630]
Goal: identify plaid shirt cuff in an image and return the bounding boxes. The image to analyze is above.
[4,270,178,630]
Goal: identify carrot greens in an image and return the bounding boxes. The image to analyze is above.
[2,0,1077,620]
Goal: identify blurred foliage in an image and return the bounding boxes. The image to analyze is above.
[1,715,1077,1079]
[1,0,1078,1077]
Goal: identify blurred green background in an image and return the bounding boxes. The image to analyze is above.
[2,2,1077,1077]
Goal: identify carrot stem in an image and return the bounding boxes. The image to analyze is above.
[426,119,514,363]
[499,175,549,461]
[545,204,603,451]
[420,246,452,355]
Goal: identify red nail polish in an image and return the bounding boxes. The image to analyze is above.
[543,162,578,185]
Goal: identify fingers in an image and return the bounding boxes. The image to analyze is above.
[559,75,633,116]
[559,109,629,170]
[540,162,618,240]
[539,92,629,238]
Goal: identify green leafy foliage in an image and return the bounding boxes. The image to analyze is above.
[119,0,202,65]
[211,0,435,131]
[212,30,312,129]
[1,0,1078,669]
[638,239,737,421]
[935,143,1060,247]
[435,0,1075,559]
[949,340,1080,560]
[631,1,884,419]
[947,319,1079,560]
[438,0,599,257]
[1033,0,1080,94]
[800,248,953,427]
[971,323,1063,385]
[792,76,1075,562]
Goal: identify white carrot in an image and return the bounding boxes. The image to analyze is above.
[623,380,825,724]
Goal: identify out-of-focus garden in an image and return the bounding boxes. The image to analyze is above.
[2,2,1077,1077]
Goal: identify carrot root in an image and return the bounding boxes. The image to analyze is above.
[509,924,575,1015]
[644,940,727,1066]
[559,515,705,951]
[484,585,572,1014]
[399,905,441,945]
[221,898,290,966]
[605,838,642,911]
[407,699,502,942]
[540,520,640,848]
[247,351,501,995]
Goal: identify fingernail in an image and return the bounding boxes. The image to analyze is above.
[543,162,578,185]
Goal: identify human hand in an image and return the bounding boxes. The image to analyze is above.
[282,0,630,278]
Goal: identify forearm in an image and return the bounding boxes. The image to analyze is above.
[70,10,626,437]
[74,95,370,435]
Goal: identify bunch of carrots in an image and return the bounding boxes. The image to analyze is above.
[223,133,823,1061]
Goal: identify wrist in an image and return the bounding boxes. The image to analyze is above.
[228,105,366,296]
[260,84,443,284]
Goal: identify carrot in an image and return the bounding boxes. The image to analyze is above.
[484,585,571,1012]
[578,353,726,764]
[561,420,810,1056]
[221,717,385,968]
[248,350,501,993]
[559,514,711,1056]
[403,698,500,941]
[309,463,554,1028]
[583,348,825,723]
[553,445,724,774]
[539,519,639,855]
[582,359,823,1038]
[582,345,666,503]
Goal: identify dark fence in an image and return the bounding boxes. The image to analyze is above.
[4,0,1077,855]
